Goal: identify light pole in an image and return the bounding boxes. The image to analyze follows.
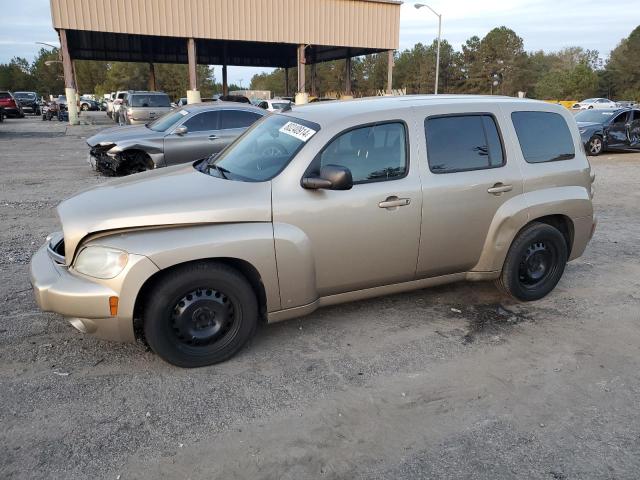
[414,3,442,94]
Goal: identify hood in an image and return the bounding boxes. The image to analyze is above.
[57,163,272,261]
[576,121,603,129]
[86,124,158,147]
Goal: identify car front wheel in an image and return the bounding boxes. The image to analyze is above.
[496,222,568,301]
[143,262,258,367]
[587,135,603,156]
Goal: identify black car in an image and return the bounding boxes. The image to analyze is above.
[13,91,41,115]
[80,98,100,111]
[576,108,640,156]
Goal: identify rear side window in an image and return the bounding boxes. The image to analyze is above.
[0,92,12,99]
[220,110,263,129]
[425,114,504,173]
[318,122,407,183]
[511,111,575,163]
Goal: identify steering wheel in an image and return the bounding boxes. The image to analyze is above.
[256,142,288,170]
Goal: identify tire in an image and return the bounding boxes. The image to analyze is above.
[587,135,603,156]
[143,262,258,367]
[495,222,568,301]
[81,103,89,111]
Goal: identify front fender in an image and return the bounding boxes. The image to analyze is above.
[472,186,593,273]
[109,141,165,167]
[581,127,603,145]
[84,223,281,313]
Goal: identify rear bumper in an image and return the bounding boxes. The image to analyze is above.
[30,244,159,343]
[3,107,22,116]
[569,215,597,261]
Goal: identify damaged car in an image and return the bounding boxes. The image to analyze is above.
[87,102,265,175]
[576,107,640,156]
[31,96,596,368]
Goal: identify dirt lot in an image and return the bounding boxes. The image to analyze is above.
[1,112,640,480]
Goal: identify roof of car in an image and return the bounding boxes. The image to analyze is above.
[178,101,264,112]
[283,94,551,124]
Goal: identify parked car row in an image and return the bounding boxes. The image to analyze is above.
[571,98,638,110]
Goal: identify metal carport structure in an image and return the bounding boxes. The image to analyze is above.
[50,0,401,124]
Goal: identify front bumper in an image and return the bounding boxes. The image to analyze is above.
[19,103,39,113]
[30,242,159,343]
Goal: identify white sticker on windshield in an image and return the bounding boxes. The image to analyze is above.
[179,109,189,116]
[279,121,316,142]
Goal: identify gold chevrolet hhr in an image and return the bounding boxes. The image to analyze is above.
[31,96,596,367]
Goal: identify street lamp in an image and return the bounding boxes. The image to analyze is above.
[414,3,442,94]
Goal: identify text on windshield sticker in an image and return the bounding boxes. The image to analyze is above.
[279,121,316,142]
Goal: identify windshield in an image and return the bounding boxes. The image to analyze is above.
[15,92,36,100]
[271,102,290,110]
[575,110,616,123]
[147,109,189,132]
[131,94,170,107]
[212,114,320,182]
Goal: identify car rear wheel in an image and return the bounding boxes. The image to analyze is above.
[143,262,258,368]
[587,135,603,156]
[495,222,568,301]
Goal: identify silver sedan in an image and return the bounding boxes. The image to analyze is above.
[87,102,266,175]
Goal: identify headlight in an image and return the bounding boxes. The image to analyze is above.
[74,246,128,279]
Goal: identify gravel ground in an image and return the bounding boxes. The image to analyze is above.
[1,112,640,480]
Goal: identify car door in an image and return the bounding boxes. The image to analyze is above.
[272,119,423,299]
[606,111,630,148]
[629,110,640,148]
[216,109,264,150]
[416,109,523,277]
[163,110,220,165]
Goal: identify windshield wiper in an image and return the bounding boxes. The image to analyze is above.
[206,163,229,179]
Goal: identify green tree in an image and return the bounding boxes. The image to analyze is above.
[0,57,35,91]
[606,25,640,100]
[30,48,65,98]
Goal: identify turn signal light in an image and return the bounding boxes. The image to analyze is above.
[109,296,119,316]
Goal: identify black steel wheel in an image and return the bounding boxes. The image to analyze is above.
[143,262,258,367]
[496,222,568,301]
[587,136,603,156]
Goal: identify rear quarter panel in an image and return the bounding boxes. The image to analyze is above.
[473,102,594,270]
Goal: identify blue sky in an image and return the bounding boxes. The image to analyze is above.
[3,0,638,85]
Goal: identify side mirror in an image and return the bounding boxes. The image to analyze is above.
[174,125,188,136]
[302,165,353,190]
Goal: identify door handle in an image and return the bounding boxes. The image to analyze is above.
[378,196,410,209]
[208,134,218,140]
[487,183,513,195]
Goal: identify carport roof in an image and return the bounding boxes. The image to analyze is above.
[51,0,401,66]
